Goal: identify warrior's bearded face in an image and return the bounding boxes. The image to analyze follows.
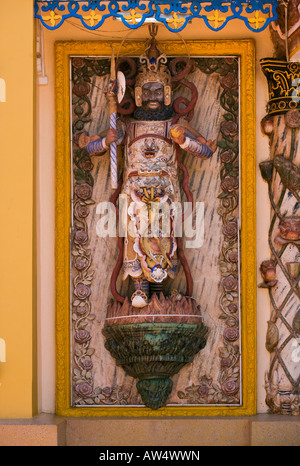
[134,80,173,121]
[141,82,164,113]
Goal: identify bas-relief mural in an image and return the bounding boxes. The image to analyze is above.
[54,39,256,417]
[69,37,242,410]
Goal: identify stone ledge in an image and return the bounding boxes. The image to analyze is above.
[0,413,299,446]
[251,414,300,446]
[0,414,66,446]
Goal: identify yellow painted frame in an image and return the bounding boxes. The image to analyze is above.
[55,39,256,417]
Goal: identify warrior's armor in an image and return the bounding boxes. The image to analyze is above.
[86,37,214,307]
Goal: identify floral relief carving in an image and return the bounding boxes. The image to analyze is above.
[71,55,241,407]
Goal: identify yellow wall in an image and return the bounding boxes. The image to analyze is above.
[0,1,37,418]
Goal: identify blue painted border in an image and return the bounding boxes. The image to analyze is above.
[34,0,278,32]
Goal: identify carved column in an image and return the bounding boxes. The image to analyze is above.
[270,0,300,62]
[260,2,300,414]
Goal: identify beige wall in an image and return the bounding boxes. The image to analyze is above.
[37,17,273,414]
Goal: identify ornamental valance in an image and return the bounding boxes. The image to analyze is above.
[34,0,278,33]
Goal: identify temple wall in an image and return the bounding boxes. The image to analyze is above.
[2,1,297,431]
[37,18,273,414]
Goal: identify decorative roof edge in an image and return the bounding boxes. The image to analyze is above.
[34,1,278,33]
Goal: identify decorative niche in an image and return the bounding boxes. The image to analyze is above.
[55,40,256,416]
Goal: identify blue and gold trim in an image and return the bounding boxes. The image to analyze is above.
[261,59,300,115]
[35,0,278,33]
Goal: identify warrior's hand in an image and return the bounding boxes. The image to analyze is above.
[206,139,218,154]
[105,128,119,145]
[170,125,186,145]
[197,137,218,154]
[105,81,117,100]
[78,133,100,149]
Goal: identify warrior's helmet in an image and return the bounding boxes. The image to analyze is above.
[135,27,172,108]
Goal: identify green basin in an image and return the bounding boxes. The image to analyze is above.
[102,322,208,410]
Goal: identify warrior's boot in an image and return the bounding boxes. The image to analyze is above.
[131,278,149,308]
